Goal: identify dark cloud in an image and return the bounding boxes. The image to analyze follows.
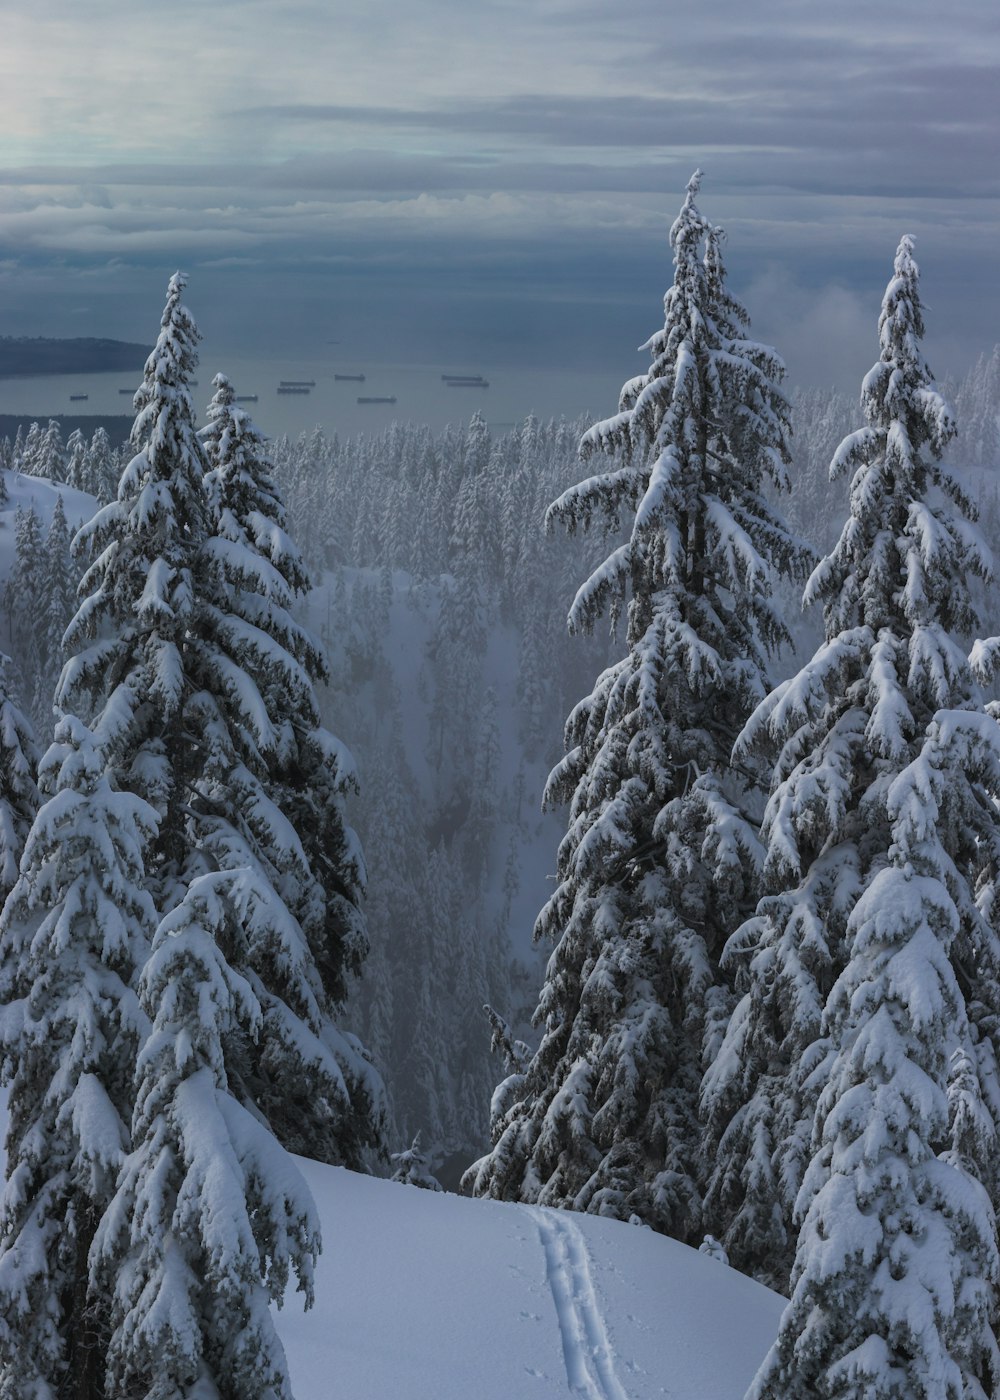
[0,0,997,401]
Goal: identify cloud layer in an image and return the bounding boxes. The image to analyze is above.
[0,0,997,389]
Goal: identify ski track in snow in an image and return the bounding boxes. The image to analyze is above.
[522,1205,631,1400]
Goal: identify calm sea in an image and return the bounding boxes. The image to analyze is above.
[0,351,628,443]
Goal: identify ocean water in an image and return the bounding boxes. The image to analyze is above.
[0,351,629,442]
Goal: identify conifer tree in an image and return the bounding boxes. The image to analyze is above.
[0,653,38,898]
[18,422,41,476]
[198,373,382,1165]
[84,425,117,504]
[59,271,209,898]
[466,173,808,1235]
[31,495,78,743]
[716,240,1000,1398]
[34,419,65,482]
[65,428,87,492]
[0,717,157,1399]
[33,279,382,1392]
[4,505,43,709]
[94,870,322,1400]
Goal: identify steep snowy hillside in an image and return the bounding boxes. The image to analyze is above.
[277,1160,783,1400]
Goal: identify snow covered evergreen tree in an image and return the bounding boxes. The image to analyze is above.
[58,271,209,898]
[94,870,322,1400]
[466,172,808,1237]
[711,240,1000,1394]
[198,372,382,1165]
[391,1132,443,1191]
[0,652,38,899]
[0,717,157,1399]
[29,279,382,1392]
[64,428,87,493]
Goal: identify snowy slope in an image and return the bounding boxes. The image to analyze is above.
[0,1086,783,1398]
[277,1160,783,1400]
[0,471,98,565]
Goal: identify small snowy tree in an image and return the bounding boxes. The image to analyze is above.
[466,173,809,1236]
[390,1132,443,1191]
[0,717,157,1399]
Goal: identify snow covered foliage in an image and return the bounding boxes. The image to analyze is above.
[0,717,157,1399]
[95,870,321,1400]
[720,238,1000,1395]
[58,271,210,898]
[390,1132,443,1191]
[0,653,38,899]
[1,278,383,1394]
[466,173,810,1236]
[58,285,382,1170]
[197,372,383,1166]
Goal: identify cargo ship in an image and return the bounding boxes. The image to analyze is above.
[358,396,397,405]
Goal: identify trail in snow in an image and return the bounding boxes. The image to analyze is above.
[523,1204,631,1400]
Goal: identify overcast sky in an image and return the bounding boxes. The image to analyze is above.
[1,0,997,398]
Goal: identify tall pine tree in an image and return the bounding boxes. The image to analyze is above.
[466,172,808,1236]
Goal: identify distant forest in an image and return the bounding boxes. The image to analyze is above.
[0,336,150,377]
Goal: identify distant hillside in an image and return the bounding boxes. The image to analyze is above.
[0,337,150,378]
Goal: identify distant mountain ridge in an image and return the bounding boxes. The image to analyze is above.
[0,337,151,377]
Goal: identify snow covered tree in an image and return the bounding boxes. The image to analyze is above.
[18,422,41,476]
[466,172,808,1237]
[58,270,209,899]
[750,712,1000,1399]
[0,652,39,899]
[0,717,157,1399]
[84,425,118,504]
[16,281,382,1393]
[391,1132,443,1191]
[32,419,65,482]
[4,504,44,714]
[94,870,322,1400]
[198,372,382,1165]
[31,495,79,743]
[711,239,1000,1390]
[64,428,87,492]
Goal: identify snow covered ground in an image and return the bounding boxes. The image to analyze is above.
[277,1160,783,1400]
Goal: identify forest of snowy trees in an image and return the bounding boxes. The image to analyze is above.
[0,174,1000,1395]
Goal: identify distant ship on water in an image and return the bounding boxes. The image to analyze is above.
[335,373,365,382]
[277,386,311,395]
[442,374,489,388]
[358,396,397,405]
[235,395,258,402]
[279,379,316,387]
[70,394,88,401]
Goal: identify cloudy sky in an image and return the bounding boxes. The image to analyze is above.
[1,0,997,397]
